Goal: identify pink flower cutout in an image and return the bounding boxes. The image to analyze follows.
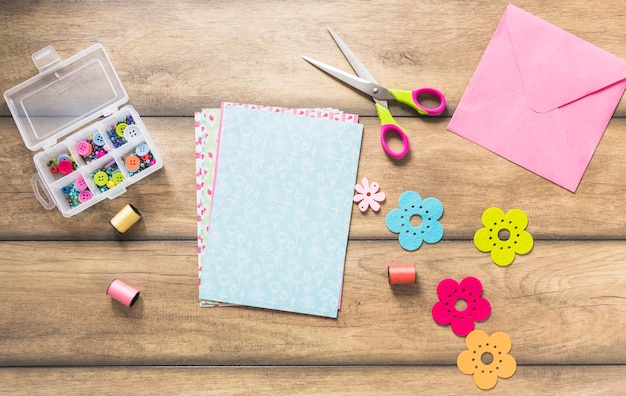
[432,277,491,336]
[353,177,385,212]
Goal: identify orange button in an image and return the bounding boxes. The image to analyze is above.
[125,155,141,172]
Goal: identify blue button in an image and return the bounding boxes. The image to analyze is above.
[93,132,106,146]
[135,143,150,156]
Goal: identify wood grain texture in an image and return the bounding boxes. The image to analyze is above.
[1,0,625,394]
[1,241,625,366]
[3,116,626,240]
[0,0,625,116]
[1,366,626,396]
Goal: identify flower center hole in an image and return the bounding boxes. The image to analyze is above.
[498,228,510,241]
[410,215,422,227]
[481,352,494,365]
[454,298,468,311]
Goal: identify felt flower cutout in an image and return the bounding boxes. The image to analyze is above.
[474,207,533,266]
[457,330,517,390]
[385,191,443,251]
[432,277,491,336]
[353,177,385,212]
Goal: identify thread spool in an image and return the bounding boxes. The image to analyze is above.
[388,264,417,284]
[106,279,140,307]
[110,203,142,233]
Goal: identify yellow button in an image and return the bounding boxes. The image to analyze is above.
[116,123,128,138]
[93,171,109,187]
[106,180,116,189]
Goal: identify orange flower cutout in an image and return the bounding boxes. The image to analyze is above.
[457,329,517,390]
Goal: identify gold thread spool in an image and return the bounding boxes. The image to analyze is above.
[110,204,142,233]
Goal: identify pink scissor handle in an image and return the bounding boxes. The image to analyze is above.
[388,87,447,115]
[380,123,410,159]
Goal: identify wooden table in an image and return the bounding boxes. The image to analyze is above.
[1,1,625,394]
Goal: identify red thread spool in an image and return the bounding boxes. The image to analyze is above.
[106,279,140,307]
[388,264,417,284]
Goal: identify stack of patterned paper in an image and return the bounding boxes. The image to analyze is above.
[195,103,363,318]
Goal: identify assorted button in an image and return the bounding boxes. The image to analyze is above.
[124,145,157,176]
[90,161,125,193]
[36,110,160,215]
[47,153,78,176]
[62,177,93,209]
[75,133,109,163]
[107,114,135,148]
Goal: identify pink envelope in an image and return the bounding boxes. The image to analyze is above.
[448,4,626,192]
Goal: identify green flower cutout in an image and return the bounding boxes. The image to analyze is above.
[474,207,533,266]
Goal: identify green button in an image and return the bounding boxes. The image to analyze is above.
[112,171,125,185]
[93,171,109,187]
[116,123,128,138]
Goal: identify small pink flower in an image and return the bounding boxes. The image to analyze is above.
[353,177,385,212]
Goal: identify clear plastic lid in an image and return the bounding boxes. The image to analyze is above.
[4,44,128,151]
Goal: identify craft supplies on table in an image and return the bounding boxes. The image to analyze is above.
[195,103,362,317]
[448,4,626,192]
[4,44,163,217]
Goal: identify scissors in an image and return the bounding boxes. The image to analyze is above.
[302,27,446,159]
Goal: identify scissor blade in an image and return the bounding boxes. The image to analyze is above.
[301,55,393,102]
[326,26,378,85]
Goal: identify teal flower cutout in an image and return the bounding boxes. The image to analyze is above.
[385,191,444,251]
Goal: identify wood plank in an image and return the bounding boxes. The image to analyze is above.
[0,0,625,117]
[0,366,625,395]
[1,240,625,366]
[3,116,626,240]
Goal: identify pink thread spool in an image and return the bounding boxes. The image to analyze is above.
[106,279,140,307]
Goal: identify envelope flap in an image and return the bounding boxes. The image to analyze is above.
[505,4,626,113]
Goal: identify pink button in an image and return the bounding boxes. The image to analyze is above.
[76,141,93,156]
[58,159,73,175]
[78,190,93,203]
[75,175,88,191]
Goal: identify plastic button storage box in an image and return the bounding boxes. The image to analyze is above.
[4,44,163,217]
